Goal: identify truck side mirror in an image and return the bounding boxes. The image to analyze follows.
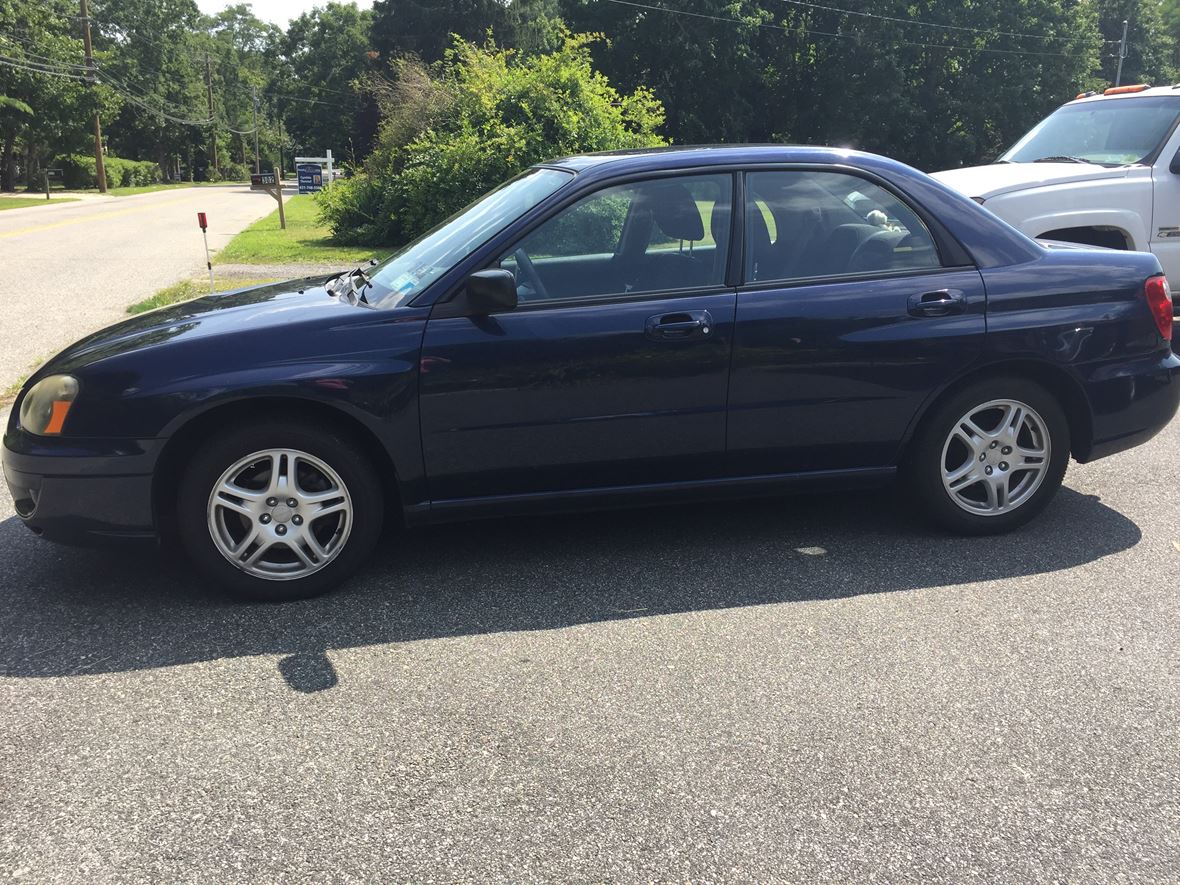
[1171,149,1180,175]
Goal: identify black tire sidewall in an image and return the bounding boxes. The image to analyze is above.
[908,377,1070,535]
[176,421,383,601]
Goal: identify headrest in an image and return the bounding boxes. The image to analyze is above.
[710,201,730,245]
[636,182,705,241]
[745,203,773,253]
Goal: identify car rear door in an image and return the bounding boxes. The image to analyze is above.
[418,172,738,502]
[726,167,987,476]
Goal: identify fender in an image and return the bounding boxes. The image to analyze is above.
[1017,208,1146,250]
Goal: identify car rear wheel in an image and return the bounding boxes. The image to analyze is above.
[177,421,383,601]
[908,378,1070,535]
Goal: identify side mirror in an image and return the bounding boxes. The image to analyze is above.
[1171,149,1180,175]
[464,268,517,314]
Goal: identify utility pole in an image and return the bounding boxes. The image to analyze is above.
[251,84,260,173]
[205,53,218,178]
[1115,19,1129,87]
[79,0,107,193]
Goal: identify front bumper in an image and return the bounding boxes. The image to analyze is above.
[2,429,161,546]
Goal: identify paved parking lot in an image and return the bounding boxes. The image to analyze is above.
[1,413,1177,882]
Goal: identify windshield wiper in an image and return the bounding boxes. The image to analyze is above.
[1032,155,1096,164]
[325,267,373,306]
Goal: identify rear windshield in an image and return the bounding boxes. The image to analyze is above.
[1001,96,1180,166]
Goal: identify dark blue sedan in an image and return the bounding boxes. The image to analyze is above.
[4,146,1178,600]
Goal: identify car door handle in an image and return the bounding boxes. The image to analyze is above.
[646,310,714,340]
[908,290,965,318]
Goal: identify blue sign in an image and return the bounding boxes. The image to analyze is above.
[297,163,323,194]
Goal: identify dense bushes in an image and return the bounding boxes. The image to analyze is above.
[214,161,251,183]
[316,32,667,247]
[56,154,163,189]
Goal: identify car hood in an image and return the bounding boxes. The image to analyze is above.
[46,277,366,373]
[931,162,1134,200]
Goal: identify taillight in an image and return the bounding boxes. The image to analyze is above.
[1144,275,1173,341]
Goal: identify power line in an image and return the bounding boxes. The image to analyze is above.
[97,66,212,116]
[600,0,1080,58]
[103,80,214,125]
[0,55,88,80]
[771,0,1113,44]
[264,90,359,107]
[0,31,92,69]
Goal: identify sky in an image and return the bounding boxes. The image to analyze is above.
[196,0,373,26]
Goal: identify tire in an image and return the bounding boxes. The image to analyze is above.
[907,377,1070,535]
[176,420,384,601]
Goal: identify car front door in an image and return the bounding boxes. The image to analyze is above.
[418,172,737,502]
[726,168,988,476]
[1150,122,1180,296]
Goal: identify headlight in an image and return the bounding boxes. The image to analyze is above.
[19,375,79,436]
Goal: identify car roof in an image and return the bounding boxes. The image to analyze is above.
[1068,85,1180,104]
[540,144,893,175]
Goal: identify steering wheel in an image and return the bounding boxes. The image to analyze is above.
[513,247,549,302]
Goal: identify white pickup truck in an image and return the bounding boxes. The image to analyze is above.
[933,84,1180,295]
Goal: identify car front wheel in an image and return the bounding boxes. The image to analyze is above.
[177,421,383,601]
[909,378,1071,535]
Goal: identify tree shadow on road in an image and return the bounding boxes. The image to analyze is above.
[0,486,1140,692]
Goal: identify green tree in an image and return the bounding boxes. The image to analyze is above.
[0,0,119,190]
[93,0,210,179]
[561,0,1101,170]
[317,32,666,245]
[1165,0,1180,66]
[279,2,374,163]
[203,4,282,174]
[370,0,564,63]
[1097,0,1176,86]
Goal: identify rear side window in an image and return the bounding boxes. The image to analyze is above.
[744,170,941,284]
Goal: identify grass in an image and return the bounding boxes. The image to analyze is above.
[213,195,380,266]
[0,196,80,210]
[1,375,26,408]
[0,356,50,408]
[127,277,281,315]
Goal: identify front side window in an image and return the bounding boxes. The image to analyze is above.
[499,174,732,303]
[1001,96,1180,166]
[370,167,573,306]
[744,170,941,283]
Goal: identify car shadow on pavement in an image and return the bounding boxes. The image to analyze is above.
[0,486,1141,692]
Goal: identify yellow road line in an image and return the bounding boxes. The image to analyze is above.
[0,195,199,240]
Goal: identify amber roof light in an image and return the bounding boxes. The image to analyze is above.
[1103,84,1151,95]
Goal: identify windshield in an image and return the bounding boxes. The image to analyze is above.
[1001,96,1180,166]
[368,168,573,306]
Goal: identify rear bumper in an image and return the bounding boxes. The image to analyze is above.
[2,430,160,546]
[1083,350,1180,461]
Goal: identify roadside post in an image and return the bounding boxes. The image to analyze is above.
[43,168,62,200]
[197,211,214,293]
[250,170,286,230]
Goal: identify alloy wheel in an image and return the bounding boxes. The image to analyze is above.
[206,448,353,580]
[940,398,1051,516]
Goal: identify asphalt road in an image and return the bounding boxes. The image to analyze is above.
[1,407,1177,881]
[0,186,279,385]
